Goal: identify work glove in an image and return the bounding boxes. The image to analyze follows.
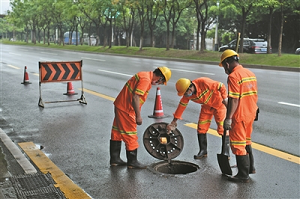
[167,122,177,134]
[223,119,232,130]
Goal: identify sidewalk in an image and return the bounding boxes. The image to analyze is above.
[0,128,66,199]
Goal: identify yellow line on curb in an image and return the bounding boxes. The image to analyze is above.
[184,123,300,165]
[18,142,91,199]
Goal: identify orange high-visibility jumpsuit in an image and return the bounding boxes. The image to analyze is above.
[173,77,227,135]
[111,71,153,151]
[227,65,258,155]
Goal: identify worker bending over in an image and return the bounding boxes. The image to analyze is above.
[167,77,228,159]
[110,67,172,169]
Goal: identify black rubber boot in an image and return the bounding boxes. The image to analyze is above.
[126,149,147,169]
[194,134,207,159]
[110,140,127,166]
[246,145,256,174]
[228,155,250,183]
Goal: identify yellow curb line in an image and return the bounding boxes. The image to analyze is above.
[184,123,300,165]
[18,142,91,199]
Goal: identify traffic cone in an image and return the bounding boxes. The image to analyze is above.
[63,82,78,95]
[148,87,167,118]
[21,66,31,84]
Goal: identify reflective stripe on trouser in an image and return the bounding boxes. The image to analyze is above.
[229,119,254,155]
[197,105,226,135]
[111,107,139,151]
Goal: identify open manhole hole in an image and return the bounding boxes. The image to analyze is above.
[143,122,199,175]
[150,160,199,175]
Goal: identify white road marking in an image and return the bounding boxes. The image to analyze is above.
[9,52,22,56]
[82,57,105,62]
[40,52,58,55]
[8,64,20,69]
[98,69,132,77]
[171,68,215,75]
[278,102,300,108]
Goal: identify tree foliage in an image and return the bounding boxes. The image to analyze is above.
[1,0,298,53]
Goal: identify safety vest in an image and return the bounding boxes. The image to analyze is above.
[174,77,227,120]
[114,71,153,114]
[227,65,258,122]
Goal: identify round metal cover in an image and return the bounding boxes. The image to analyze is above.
[143,122,184,160]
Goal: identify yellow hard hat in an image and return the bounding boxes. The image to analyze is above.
[158,66,171,85]
[219,49,239,66]
[176,78,191,96]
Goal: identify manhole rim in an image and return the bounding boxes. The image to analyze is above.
[147,160,200,176]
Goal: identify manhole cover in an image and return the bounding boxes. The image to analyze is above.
[143,122,199,175]
[143,122,184,160]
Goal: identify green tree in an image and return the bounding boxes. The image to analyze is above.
[146,0,161,47]
[170,0,191,49]
[36,0,54,45]
[9,0,29,42]
[136,0,147,50]
[161,0,173,50]
[194,0,210,51]
[276,0,299,56]
[118,0,136,47]
[230,0,254,53]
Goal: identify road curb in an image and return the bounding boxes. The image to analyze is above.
[0,129,37,174]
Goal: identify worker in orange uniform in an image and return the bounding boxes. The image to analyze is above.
[167,77,228,159]
[110,67,172,169]
[219,49,258,183]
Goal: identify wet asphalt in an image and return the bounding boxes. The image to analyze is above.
[0,45,299,198]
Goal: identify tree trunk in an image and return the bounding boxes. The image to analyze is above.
[103,22,108,47]
[150,28,154,47]
[196,18,200,51]
[126,30,130,47]
[171,24,175,48]
[76,26,78,46]
[47,26,50,46]
[139,36,144,50]
[43,29,46,44]
[109,18,112,49]
[200,24,206,51]
[278,4,283,57]
[166,22,170,50]
[267,7,273,54]
[32,25,36,44]
[96,24,100,46]
[240,8,247,53]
